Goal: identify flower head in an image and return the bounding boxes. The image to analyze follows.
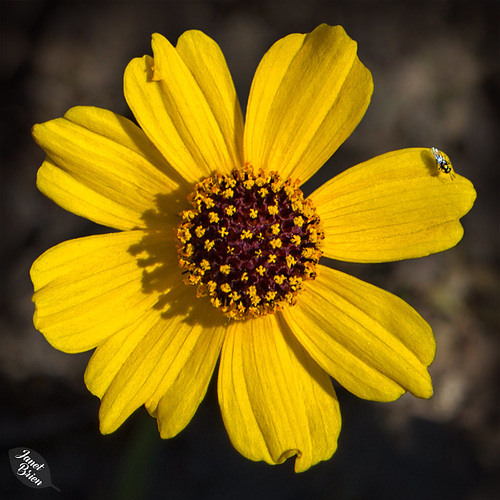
[176,166,324,319]
[31,25,476,472]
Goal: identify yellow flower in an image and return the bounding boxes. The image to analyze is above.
[30,24,476,472]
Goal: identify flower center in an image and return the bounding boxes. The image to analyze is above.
[176,166,324,320]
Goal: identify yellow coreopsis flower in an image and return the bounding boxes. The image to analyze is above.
[30,25,476,472]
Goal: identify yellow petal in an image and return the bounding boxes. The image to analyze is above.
[124,31,244,184]
[283,265,435,401]
[85,313,164,399]
[152,313,225,438]
[310,148,477,262]
[244,24,372,183]
[31,230,177,353]
[218,313,340,472]
[32,106,188,231]
[94,292,225,435]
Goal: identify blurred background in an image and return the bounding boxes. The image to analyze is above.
[1,1,498,498]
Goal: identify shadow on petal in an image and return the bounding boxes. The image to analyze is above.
[421,148,440,178]
[127,187,226,329]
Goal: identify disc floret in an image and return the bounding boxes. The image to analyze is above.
[176,166,324,319]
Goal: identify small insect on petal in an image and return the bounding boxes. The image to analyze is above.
[431,147,455,179]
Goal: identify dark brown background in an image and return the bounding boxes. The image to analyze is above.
[1,1,498,498]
